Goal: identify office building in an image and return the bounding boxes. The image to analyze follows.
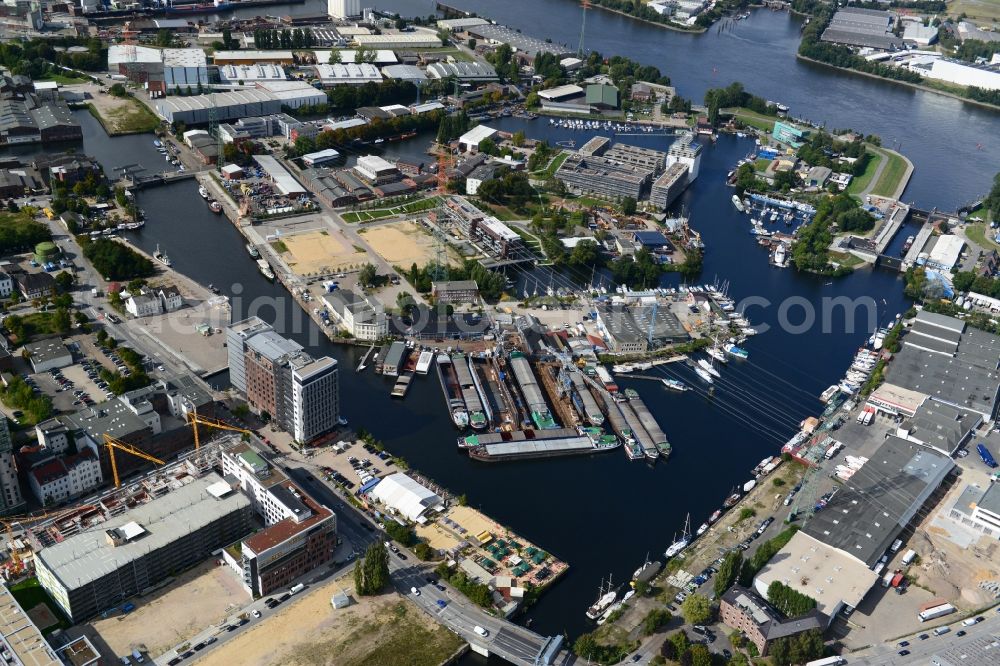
[948,482,1000,539]
[221,442,337,596]
[432,280,480,304]
[650,163,690,210]
[603,143,666,173]
[328,0,361,18]
[0,585,62,666]
[227,319,340,443]
[322,289,388,341]
[227,316,274,393]
[354,155,400,184]
[0,419,25,515]
[442,196,526,260]
[666,133,702,182]
[555,152,654,201]
[34,474,254,622]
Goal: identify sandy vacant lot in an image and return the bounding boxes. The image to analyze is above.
[78,560,247,658]
[278,230,368,276]
[361,221,458,268]
[193,574,463,666]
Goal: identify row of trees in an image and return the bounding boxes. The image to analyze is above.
[401,259,506,301]
[289,109,444,157]
[611,248,663,289]
[476,169,538,215]
[354,541,390,595]
[437,111,473,143]
[250,28,317,51]
[80,237,155,281]
[768,629,826,666]
[767,580,818,617]
[0,37,104,76]
[738,526,799,586]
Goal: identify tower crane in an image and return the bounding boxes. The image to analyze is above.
[186,412,255,450]
[2,505,95,570]
[104,435,165,488]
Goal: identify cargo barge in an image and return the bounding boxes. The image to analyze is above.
[436,354,469,429]
[467,432,619,462]
[453,352,488,430]
[590,379,643,460]
[624,388,671,459]
[509,352,558,430]
[458,427,579,449]
[570,372,605,427]
[618,399,657,460]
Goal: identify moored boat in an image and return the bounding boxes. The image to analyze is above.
[246,243,260,259]
[662,378,688,391]
[198,186,209,200]
[256,258,274,280]
[694,367,714,384]
[731,194,746,212]
[724,343,749,359]
[209,200,223,214]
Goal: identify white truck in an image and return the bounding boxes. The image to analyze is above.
[901,549,916,565]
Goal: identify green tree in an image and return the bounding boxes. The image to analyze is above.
[621,196,637,216]
[568,239,599,268]
[354,541,390,595]
[640,608,671,636]
[680,593,712,625]
[714,550,743,597]
[688,644,712,666]
[358,263,378,288]
[54,271,75,291]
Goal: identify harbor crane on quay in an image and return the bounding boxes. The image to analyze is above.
[104,435,165,488]
[186,412,255,450]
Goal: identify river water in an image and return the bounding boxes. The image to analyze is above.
[4,0,996,650]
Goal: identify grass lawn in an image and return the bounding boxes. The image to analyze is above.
[88,99,160,135]
[531,151,569,180]
[947,0,1000,22]
[342,196,442,223]
[9,578,70,635]
[270,240,288,253]
[846,149,883,197]
[727,107,777,132]
[870,149,909,198]
[829,250,865,268]
[37,72,90,85]
[965,222,1000,251]
[754,157,772,171]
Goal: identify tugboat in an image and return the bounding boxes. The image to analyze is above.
[209,200,223,214]
[153,243,171,267]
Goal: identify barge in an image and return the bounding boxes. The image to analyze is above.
[570,372,605,427]
[453,352,488,430]
[624,388,671,459]
[467,433,619,462]
[509,352,558,430]
[436,354,469,428]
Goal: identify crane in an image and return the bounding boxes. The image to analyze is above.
[2,505,94,570]
[104,435,165,488]
[186,412,255,451]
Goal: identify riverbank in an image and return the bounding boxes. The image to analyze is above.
[573,0,707,34]
[867,146,913,200]
[795,54,1000,114]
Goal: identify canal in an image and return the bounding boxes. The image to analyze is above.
[2,0,994,652]
[89,121,910,644]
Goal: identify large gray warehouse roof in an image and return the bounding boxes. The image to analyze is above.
[803,436,953,566]
[36,474,251,591]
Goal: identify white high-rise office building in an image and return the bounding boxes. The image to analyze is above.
[328,0,361,19]
[666,133,703,182]
[291,356,339,443]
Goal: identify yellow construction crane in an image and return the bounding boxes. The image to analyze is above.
[186,412,255,450]
[2,505,94,570]
[104,435,165,488]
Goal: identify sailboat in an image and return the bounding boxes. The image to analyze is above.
[585,575,617,620]
[665,514,692,558]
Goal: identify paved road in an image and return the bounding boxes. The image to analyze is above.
[846,608,1000,665]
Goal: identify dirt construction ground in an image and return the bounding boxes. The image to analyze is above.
[360,221,459,267]
[277,229,368,276]
[193,572,464,666]
[71,560,248,658]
